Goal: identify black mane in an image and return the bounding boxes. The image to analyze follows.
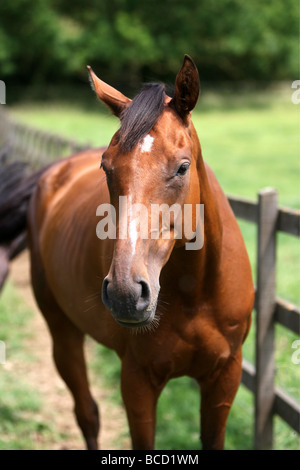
[119,83,166,152]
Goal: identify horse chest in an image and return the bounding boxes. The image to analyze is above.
[131,316,230,383]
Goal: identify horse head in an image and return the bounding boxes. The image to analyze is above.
[88,56,202,328]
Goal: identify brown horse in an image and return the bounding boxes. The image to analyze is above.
[25,56,254,450]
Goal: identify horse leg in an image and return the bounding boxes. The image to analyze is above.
[31,267,99,449]
[198,348,242,450]
[49,315,100,450]
[120,352,163,450]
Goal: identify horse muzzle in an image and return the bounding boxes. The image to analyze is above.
[102,275,158,328]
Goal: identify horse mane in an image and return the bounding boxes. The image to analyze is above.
[119,83,166,152]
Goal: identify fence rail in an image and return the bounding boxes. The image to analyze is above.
[228,192,300,449]
[0,108,299,449]
[228,193,300,237]
[0,107,90,167]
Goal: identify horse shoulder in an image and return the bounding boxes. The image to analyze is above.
[203,162,254,343]
[33,150,101,219]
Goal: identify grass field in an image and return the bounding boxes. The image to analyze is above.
[0,283,61,449]
[1,83,299,449]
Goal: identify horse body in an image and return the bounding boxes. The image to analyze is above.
[25,56,254,450]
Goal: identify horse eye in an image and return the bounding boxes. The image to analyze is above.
[176,162,190,176]
[101,157,110,174]
[101,163,111,181]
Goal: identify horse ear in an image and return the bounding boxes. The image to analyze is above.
[170,55,200,118]
[87,66,131,117]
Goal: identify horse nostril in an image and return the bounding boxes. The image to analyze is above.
[102,275,151,317]
[136,279,151,312]
[102,277,111,308]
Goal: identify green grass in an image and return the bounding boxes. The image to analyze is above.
[0,282,63,449]
[0,281,33,360]
[10,83,300,207]
[92,345,300,450]
[3,85,300,450]
[194,86,300,208]
[9,99,119,152]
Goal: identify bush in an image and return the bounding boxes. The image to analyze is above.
[0,0,298,87]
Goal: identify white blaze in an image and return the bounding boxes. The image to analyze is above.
[128,195,138,255]
[140,134,154,153]
[127,196,149,255]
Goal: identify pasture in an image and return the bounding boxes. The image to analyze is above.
[0,83,299,449]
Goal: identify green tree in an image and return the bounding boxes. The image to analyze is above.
[0,0,298,86]
[0,0,68,83]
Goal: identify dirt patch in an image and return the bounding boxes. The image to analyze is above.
[8,250,130,450]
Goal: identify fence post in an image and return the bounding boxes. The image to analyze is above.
[255,188,278,449]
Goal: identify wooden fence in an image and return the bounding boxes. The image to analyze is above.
[229,193,300,449]
[0,107,90,167]
[0,108,299,449]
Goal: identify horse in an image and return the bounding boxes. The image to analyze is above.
[2,55,254,450]
[0,161,48,291]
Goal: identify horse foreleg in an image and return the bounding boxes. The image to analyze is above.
[50,320,100,450]
[121,352,163,450]
[34,289,99,449]
[30,239,100,450]
[198,348,242,450]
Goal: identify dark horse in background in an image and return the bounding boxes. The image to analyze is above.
[0,56,254,450]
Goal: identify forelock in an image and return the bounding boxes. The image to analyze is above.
[118,83,166,153]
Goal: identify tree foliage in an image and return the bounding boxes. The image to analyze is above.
[0,0,298,87]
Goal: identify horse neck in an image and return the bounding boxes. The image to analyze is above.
[196,137,223,261]
[167,127,223,301]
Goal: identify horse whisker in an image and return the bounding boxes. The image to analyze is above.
[84,292,101,303]
[83,303,99,313]
[130,308,162,336]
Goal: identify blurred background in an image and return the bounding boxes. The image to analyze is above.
[0,0,299,204]
[0,0,298,95]
[0,0,299,451]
